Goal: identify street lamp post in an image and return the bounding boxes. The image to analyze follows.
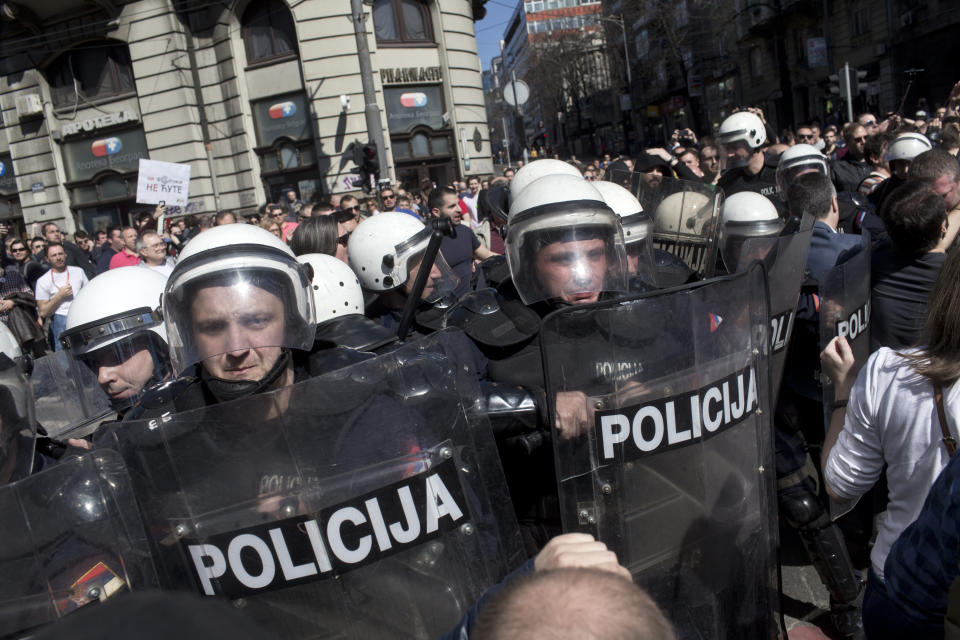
[599,14,633,151]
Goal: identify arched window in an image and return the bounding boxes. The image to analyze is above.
[373,0,433,44]
[46,41,135,109]
[241,0,298,65]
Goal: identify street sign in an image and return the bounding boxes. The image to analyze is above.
[503,80,530,107]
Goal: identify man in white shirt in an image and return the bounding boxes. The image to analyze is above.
[460,177,481,228]
[137,231,175,277]
[35,242,89,351]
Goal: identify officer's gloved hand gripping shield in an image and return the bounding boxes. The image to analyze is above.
[107,331,523,639]
[540,265,780,639]
[0,450,158,637]
[641,177,722,278]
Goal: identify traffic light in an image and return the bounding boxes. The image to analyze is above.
[855,68,868,96]
[828,73,841,96]
[359,143,379,193]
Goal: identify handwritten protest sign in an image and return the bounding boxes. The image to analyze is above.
[137,159,191,207]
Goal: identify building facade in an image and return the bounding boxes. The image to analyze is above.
[0,0,492,233]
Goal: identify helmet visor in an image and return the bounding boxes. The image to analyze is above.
[406,249,460,303]
[75,332,170,412]
[507,206,628,306]
[164,246,316,376]
[775,156,828,198]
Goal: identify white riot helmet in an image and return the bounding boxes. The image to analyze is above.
[297,254,365,324]
[0,322,34,484]
[347,212,457,301]
[162,224,316,376]
[776,144,828,199]
[506,173,628,305]
[718,111,767,169]
[509,159,583,201]
[652,190,713,236]
[60,267,170,411]
[885,132,933,163]
[719,191,783,272]
[593,180,656,284]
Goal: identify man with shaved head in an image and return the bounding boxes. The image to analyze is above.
[472,566,675,640]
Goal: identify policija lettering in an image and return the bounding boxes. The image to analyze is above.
[833,300,870,341]
[184,459,468,598]
[597,365,758,461]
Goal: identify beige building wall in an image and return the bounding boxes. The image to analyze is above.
[0,0,492,233]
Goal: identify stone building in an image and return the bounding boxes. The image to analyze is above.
[0,0,491,233]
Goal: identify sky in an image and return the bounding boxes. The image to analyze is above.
[473,0,520,71]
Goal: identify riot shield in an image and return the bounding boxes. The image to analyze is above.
[109,331,523,639]
[819,234,871,432]
[0,450,158,637]
[31,350,113,439]
[735,214,816,401]
[541,265,780,639]
[640,177,722,279]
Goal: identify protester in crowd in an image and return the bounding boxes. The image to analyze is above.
[137,230,175,277]
[0,263,41,356]
[259,217,282,239]
[363,196,380,217]
[289,214,342,262]
[821,245,960,636]
[96,226,123,274]
[29,236,45,263]
[699,145,721,186]
[429,187,497,298]
[8,238,45,292]
[41,222,96,279]
[678,149,703,178]
[35,242,89,351]
[823,125,839,159]
[108,227,141,269]
[213,210,237,226]
[461,176,481,227]
[858,133,892,196]
[379,186,397,213]
[871,180,955,351]
[831,122,870,192]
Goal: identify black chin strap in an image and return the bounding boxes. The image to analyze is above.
[201,349,292,403]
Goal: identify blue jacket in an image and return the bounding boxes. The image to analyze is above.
[806,220,862,282]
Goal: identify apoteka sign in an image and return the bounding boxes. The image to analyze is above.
[61,110,139,138]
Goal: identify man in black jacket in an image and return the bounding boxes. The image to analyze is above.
[41,223,95,279]
[830,123,871,193]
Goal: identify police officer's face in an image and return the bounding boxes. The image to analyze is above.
[535,238,608,304]
[405,254,443,300]
[91,348,156,402]
[723,140,752,166]
[191,284,286,381]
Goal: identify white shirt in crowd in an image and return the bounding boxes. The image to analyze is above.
[141,257,175,278]
[824,347,960,580]
[34,265,89,317]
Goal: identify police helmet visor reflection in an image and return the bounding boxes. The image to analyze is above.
[163,246,316,375]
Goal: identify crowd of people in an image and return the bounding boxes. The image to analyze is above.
[2,83,960,639]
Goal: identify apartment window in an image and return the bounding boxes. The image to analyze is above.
[241,0,298,64]
[373,0,434,44]
[47,41,135,109]
[749,47,762,76]
[851,2,870,36]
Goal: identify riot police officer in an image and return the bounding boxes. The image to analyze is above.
[449,171,630,551]
[59,267,171,418]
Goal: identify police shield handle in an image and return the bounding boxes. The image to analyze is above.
[555,391,595,440]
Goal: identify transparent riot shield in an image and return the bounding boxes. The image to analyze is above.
[734,215,816,401]
[108,331,523,640]
[31,350,113,440]
[640,177,722,279]
[0,450,158,637]
[819,234,871,432]
[541,265,780,639]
